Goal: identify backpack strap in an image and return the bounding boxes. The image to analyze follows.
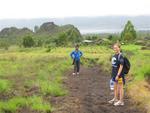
[118,53,122,61]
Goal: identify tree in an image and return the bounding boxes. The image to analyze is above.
[108,35,113,40]
[121,20,137,41]
[23,36,35,47]
[52,33,67,46]
[36,39,43,47]
[66,29,82,43]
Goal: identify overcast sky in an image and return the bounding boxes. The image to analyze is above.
[0,0,150,19]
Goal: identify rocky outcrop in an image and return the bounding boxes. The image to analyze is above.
[0,27,33,38]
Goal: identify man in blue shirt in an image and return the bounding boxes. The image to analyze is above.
[70,44,83,75]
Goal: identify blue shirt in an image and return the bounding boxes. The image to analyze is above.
[70,50,83,61]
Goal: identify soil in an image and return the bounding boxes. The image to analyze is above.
[51,66,146,113]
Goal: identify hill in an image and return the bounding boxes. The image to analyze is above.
[0,22,82,46]
[1,16,150,34]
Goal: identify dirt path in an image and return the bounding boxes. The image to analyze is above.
[51,66,146,113]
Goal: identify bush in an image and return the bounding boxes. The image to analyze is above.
[23,36,35,47]
[0,41,10,50]
[36,39,43,47]
[46,43,56,52]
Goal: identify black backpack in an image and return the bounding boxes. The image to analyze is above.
[118,54,131,74]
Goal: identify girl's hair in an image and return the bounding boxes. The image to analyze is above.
[113,43,121,48]
[113,42,123,52]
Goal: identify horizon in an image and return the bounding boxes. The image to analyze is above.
[1,15,150,34]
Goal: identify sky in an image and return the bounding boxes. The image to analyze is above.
[0,0,150,19]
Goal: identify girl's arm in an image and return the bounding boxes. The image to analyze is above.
[116,64,123,80]
[116,54,124,80]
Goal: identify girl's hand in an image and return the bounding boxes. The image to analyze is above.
[115,76,119,81]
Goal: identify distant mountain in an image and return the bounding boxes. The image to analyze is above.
[32,22,82,44]
[37,22,58,34]
[0,27,33,38]
[1,16,150,34]
[0,22,82,46]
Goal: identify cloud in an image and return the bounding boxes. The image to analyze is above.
[0,0,150,19]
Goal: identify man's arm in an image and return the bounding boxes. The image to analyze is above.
[70,51,74,59]
[80,51,83,57]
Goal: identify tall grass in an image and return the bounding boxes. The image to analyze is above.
[0,96,52,113]
[0,45,149,112]
[121,44,150,112]
[0,47,71,113]
[0,79,11,93]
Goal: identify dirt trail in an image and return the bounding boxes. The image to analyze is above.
[51,66,146,113]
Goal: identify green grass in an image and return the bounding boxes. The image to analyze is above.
[0,96,53,113]
[0,45,149,113]
[39,81,68,96]
[122,44,142,51]
[121,44,150,112]
[0,79,11,93]
[0,97,26,112]
[121,44,150,81]
[28,96,52,112]
[0,47,71,113]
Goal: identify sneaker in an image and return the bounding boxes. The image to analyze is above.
[77,72,79,75]
[114,100,124,106]
[72,73,76,75]
[108,98,118,104]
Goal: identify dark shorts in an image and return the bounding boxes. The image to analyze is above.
[112,75,125,85]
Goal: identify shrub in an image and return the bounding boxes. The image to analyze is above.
[23,36,35,47]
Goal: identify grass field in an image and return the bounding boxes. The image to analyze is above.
[0,45,149,113]
[122,45,150,113]
[0,47,72,113]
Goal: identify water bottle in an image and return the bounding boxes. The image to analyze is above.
[110,79,114,90]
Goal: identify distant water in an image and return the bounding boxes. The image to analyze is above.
[80,29,122,34]
[79,28,150,34]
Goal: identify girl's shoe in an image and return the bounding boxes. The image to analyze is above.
[77,72,79,75]
[108,98,118,104]
[114,100,124,106]
[72,73,76,75]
